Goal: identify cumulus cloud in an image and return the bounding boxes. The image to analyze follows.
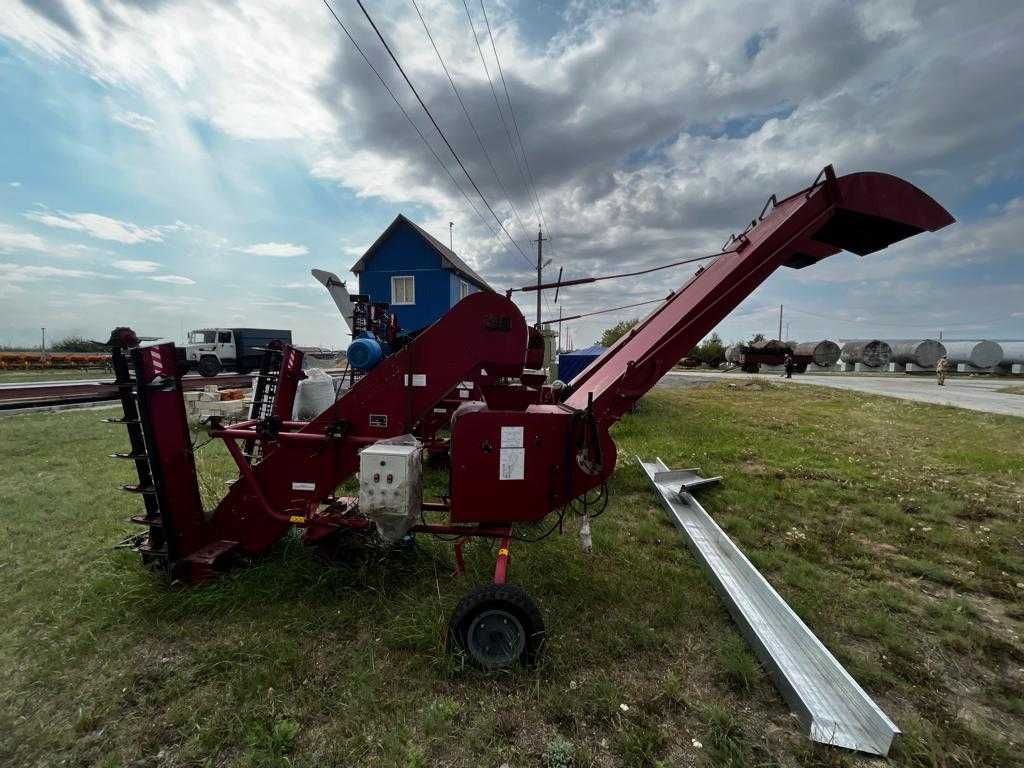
[0,223,98,259]
[8,182,20,188]
[23,210,167,244]
[235,242,309,258]
[113,259,161,273]
[149,274,195,285]
[5,0,1024,342]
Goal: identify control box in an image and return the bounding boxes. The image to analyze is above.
[358,437,423,541]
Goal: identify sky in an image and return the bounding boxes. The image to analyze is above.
[1,0,1022,350]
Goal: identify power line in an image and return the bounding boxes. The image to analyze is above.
[350,0,533,266]
[408,0,532,247]
[461,0,541,226]
[479,0,547,234]
[514,249,729,293]
[320,0,512,261]
[542,297,667,324]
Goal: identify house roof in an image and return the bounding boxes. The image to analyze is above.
[349,213,494,292]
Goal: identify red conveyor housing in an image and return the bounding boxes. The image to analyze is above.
[564,167,954,422]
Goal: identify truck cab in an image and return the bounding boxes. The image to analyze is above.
[183,327,292,377]
[185,328,236,377]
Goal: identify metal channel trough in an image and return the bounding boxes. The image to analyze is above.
[638,457,899,756]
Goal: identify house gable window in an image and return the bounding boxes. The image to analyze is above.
[459,279,471,300]
[391,275,415,305]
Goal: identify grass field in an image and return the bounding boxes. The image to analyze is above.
[1,383,1022,767]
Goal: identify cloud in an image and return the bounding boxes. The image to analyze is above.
[112,110,158,134]
[8,182,20,188]
[23,210,166,244]
[0,262,103,281]
[0,223,96,259]
[235,242,309,258]
[0,224,47,254]
[149,274,195,285]
[113,259,161,273]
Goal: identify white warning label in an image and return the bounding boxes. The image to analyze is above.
[500,426,524,448]
[499,448,525,480]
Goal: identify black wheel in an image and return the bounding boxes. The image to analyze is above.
[448,583,545,669]
[198,356,221,377]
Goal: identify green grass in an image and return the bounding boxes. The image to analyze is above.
[1,383,1022,767]
[0,368,109,383]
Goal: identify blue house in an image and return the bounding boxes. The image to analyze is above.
[351,214,494,333]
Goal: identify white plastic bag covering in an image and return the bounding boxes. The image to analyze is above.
[292,368,337,420]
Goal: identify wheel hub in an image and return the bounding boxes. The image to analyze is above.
[467,609,525,667]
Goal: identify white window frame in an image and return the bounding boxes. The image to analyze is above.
[391,275,415,305]
[459,279,472,300]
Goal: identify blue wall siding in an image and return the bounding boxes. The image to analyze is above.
[449,271,480,306]
[356,221,471,332]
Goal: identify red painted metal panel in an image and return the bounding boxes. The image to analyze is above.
[206,291,529,554]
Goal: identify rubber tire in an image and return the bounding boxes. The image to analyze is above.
[198,356,221,377]
[448,583,545,669]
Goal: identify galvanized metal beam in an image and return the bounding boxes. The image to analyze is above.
[638,457,900,756]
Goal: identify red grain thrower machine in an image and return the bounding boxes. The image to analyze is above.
[107,167,952,668]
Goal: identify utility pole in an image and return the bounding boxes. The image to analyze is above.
[785,322,790,341]
[535,227,549,327]
[449,221,454,251]
[777,304,783,341]
[557,306,563,353]
[40,327,46,360]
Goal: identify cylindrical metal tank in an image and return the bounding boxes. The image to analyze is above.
[725,345,744,364]
[996,341,1024,367]
[790,340,841,367]
[942,340,1004,369]
[887,339,946,368]
[840,340,892,367]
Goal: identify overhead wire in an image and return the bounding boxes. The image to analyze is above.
[514,249,730,293]
[479,0,547,234]
[461,0,541,226]
[320,0,507,258]
[349,0,533,267]
[409,0,533,248]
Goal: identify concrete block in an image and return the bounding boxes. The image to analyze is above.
[1013,364,1023,375]
[834,363,854,373]
[905,363,935,373]
[853,363,882,373]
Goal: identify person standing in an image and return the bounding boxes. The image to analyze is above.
[936,354,948,386]
[784,352,795,379]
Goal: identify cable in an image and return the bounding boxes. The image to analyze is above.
[350,0,533,267]
[479,0,547,233]
[409,0,532,247]
[320,1,503,254]
[516,249,729,293]
[543,297,667,324]
[461,0,541,226]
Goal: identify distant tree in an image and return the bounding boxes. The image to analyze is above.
[51,335,106,353]
[749,332,766,345]
[598,318,639,347]
[692,332,726,367]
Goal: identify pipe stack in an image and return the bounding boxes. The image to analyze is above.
[790,340,841,368]
[887,339,946,368]
[942,340,1004,369]
[840,340,893,368]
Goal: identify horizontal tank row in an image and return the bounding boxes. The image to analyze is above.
[724,339,1024,373]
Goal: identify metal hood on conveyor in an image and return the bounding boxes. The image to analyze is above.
[565,165,954,419]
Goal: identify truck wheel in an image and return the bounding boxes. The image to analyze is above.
[448,583,545,669]
[198,356,221,377]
